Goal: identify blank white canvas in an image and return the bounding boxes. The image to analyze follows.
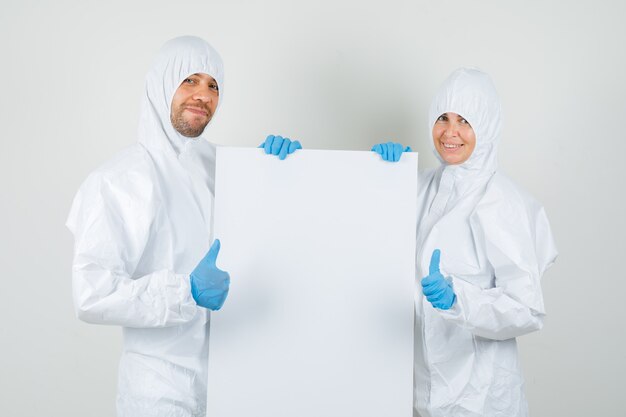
[207,148,418,417]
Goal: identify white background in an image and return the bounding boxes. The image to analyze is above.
[208,148,417,416]
[1,1,624,416]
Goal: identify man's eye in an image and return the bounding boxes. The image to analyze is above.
[183,78,194,84]
[210,84,219,91]
[460,118,470,125]
[437,115,447,122]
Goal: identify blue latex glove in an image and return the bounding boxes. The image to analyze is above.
[258,134,303,160]
[421,249,456,310]
[190,239,230,310]
[371,142,412,162]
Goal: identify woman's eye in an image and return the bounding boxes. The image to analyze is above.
[184,78,194,84]
[210,84,219,91]
[460,118,470,125]
[437,115,447,122]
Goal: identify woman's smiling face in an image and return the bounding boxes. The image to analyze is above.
[432,112,476,165]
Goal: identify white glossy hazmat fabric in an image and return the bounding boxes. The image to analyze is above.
[66,36,224,417]
[414,68,558,417]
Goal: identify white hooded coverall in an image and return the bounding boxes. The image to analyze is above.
[67,36,224,417]
[414,68,558,417]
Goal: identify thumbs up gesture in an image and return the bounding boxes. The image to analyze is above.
[190,239,231,310]
[421,249,456,310]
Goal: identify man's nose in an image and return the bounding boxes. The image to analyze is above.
[192,86,212,102]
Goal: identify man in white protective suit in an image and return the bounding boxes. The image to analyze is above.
[372,68,558,417]
[66,36,301,417]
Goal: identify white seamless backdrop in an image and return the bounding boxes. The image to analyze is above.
[1,1,624,416]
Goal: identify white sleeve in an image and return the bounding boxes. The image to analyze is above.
[437,188,557,341]
[438,274,544,341]
[66,171,198,328]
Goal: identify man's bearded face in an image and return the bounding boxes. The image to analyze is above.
[170,73,219,137]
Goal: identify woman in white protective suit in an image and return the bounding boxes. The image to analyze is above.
[372,68,558,417]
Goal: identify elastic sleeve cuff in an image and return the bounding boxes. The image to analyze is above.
[173,273,198,320]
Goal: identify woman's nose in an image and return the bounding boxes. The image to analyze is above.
[444,124,458,137]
